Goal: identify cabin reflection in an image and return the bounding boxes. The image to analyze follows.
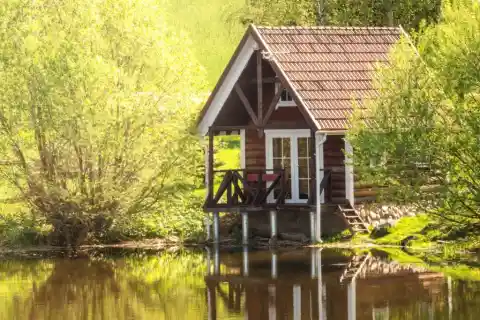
[204,248,451,320]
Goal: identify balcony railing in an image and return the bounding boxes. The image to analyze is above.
[204,168,333,211]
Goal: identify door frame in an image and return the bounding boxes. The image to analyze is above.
[265,129,311,203]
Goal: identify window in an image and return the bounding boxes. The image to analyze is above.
[276,83,296,107]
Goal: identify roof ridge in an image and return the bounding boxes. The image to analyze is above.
[256,25,401,30]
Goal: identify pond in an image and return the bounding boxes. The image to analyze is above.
[0,247,479,319]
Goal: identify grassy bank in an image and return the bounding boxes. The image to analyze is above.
[347,214,480,256]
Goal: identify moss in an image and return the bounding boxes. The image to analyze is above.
[370,214,432,248]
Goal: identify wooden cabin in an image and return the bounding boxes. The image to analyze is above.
[197,25,402,242]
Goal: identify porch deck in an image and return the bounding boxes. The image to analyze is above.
[204,168,334,213]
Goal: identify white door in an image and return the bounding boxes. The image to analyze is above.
[266,130,312,203]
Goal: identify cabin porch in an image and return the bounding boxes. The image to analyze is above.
[203,126,359,244]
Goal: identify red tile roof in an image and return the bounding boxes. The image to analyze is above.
[256,26,402,131]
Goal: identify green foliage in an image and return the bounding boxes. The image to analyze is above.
[0,0,208,247]
[348,0,480,229]
[324,0,441,30]
[237,0,441,30]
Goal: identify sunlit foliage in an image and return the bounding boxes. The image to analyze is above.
[348,0,480,229]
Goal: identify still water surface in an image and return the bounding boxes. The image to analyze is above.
[0,248,479,320]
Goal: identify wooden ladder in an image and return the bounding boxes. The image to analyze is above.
[340,253,371,283]
[337,203,369,234]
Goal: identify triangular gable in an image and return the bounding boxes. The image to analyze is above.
[197,25,319,136]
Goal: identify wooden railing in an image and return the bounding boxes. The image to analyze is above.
[205,168,334,210]
[205,169,287,209]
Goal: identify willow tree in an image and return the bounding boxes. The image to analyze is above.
[348,0,480,229]
[0,0,207,247]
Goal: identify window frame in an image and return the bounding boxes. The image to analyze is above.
[275,83,296,107]
[265,129,311,203]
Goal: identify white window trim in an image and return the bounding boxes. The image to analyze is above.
[265,129,310,204]
[275,83,296,108]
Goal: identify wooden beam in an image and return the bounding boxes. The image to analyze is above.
[208,128,214,203]
[262,83,283,126]
[256,50,263,124]
[250,77,279,84]
[234,83,259,126]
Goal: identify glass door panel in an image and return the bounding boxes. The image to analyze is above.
[297,137,310,201]
[272,137,291,201]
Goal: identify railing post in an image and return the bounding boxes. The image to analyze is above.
[227,170,232,205]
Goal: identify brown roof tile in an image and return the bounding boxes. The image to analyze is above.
[256,26,401,130]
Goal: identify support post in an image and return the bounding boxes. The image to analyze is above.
[309,211,316,243]
[205,213,211,242]
[315,133,327,242]
[270,210,277,239]
[213,212,220,244]
[242,211,249,246]
[344,138,355,206]
[310,248,316,278]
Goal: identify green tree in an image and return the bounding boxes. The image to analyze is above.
[238,0,441,30]
[348,0,480,228]
[0,0,207,247]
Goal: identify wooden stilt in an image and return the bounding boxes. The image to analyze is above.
[270,210,277,238]
[310,211,316,243]
[205,214,211,241]
[242,211,249,246]
[213,212,219,244]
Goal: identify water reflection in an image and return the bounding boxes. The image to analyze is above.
[0,248,479,319]
[204,247,479,320]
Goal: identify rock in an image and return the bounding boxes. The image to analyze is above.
[279,232,309,243]
[401,235,417,247]
[370,221,394,239]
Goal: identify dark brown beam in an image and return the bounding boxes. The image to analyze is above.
[208,128,214,203]
[234,83,258,126]
[249,77,279,84]
[262,83,283,126]
[256,50,263,124]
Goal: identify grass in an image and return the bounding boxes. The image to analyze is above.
[163,0,245,87]
[372,214,432,247]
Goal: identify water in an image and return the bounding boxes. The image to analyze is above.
[0,248,479,320]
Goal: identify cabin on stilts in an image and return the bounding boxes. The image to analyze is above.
[196,25,402,243]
